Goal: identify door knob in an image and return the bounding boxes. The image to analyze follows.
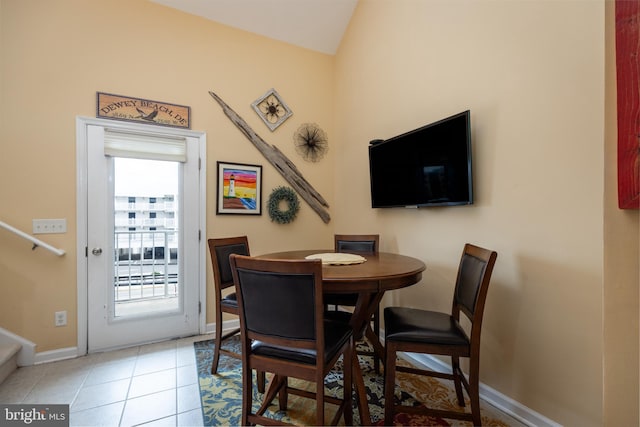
[92,248,103,255]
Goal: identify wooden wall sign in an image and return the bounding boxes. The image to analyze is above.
[96,92,191,129]
[615,0,639,209]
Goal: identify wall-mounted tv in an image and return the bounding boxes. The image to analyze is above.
[369,110,473,208]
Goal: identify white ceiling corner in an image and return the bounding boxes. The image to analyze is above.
[149,0,358,55]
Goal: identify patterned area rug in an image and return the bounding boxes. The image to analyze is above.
[194,336,513,426]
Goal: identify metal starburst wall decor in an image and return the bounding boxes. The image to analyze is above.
[293,123,328,162]
[251,88,293,131]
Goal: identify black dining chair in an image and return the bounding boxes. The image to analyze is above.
[207,236,250,375]
[230,254,354,426]
[383,243,498,426]
[325,234,381,373]
[207,236,265,392]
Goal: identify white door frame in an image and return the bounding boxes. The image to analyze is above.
[75,116,207,356]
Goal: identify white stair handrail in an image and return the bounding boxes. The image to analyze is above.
[0,220,65,256]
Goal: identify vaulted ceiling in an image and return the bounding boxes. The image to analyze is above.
[149,0,358,55]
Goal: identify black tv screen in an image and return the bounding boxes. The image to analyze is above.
[369,110,473,208]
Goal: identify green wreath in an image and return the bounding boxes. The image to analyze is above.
[267,186,300,224]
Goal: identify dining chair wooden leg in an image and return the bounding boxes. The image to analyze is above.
[452,356,465,406]
[365,323,385,367]
[383,342,397,426]
[316,378,324,426]
[372,308,381,374]
[257,374,286,415]
[257,370,265,393]
[469,357,482,426]
[211,307,224,375]
[343,339,354,426]
[241,355,252,427]
[353,352,372,425]
[279,376,289,411]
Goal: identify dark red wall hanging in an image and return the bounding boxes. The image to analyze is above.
[616,0,640,209]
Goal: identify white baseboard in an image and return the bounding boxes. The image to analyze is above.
[34,347,79,365]
[399,351,562,427]
[22,319,239,366]
[205,319,239,336]
[20,319,239,366]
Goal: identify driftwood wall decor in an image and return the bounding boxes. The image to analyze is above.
[209,91,331,223]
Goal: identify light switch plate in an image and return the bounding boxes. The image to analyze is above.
[33,219,67,234]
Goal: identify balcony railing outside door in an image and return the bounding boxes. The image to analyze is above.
[113,230,178,317]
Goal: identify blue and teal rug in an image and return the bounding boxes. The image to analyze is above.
[194,336,512,426]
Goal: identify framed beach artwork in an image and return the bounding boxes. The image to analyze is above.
[216,162,262,215]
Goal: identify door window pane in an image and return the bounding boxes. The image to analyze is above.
[113,157,180,318]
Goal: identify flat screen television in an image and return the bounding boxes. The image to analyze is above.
[369,110,473,208]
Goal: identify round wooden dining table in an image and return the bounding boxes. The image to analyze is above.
[258,249,426,425]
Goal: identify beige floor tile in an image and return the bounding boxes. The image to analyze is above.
[177,383,201,413]
[176,346,196,367]
[129,369,176,398]
[3,364,48,384]
[120,389,176,426]
[134,353,177,376]
[94,346,140,365]
[0,383,33,404]
[176,364,197,388]
[22,373,86,404]
[84,360,136,386]
[0,365,46,403]
[138,340,177,356]
[69,401,125,427]
[138,414,177,426]
[177,408,204,427]
[71,378,130,412]
[45,356,95,377]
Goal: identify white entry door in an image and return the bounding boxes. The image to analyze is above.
[79,119,205,352]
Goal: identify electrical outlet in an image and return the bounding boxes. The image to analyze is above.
[33,219,67,234]
[55,311,67,327]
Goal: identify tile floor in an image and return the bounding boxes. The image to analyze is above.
[0,334,213,427]
[1,334,527,427]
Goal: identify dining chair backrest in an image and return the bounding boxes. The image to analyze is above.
[232,256,320,343]
[453,243,498,328]
[230,255,323,347]
[208,236,250,291]
[334,234,379,254]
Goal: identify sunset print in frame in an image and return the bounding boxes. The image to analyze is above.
[216,162,262,215]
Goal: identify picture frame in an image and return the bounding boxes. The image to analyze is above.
[216,162,262,215]
[251,88,293,131]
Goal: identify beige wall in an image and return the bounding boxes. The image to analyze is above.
[332,1,635,426]
[0,0,336,350]
[603,0,639,425]
[1,0,637,425]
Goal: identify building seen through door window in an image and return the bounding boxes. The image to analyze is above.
[113,157,180,316]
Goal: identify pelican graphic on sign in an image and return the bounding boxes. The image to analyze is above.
[135,106,158,122]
